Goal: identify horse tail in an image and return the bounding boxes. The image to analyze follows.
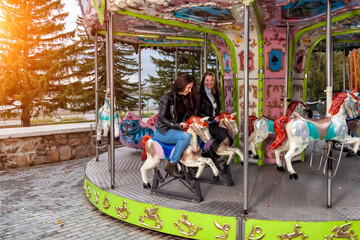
[141,135,153,161]
[249,116,258,135]
[269,116,292,150]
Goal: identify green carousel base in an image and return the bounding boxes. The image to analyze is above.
[84,147,360,239]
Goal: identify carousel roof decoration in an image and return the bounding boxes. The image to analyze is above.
[79,0,360,53]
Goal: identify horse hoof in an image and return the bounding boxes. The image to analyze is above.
[289,173,298,180]
[97,140,102,144]
[248,150,253,155]
[276,166,285,172]
[240,161,243,166]
[346,151,355,158]
[143,183,151,189]
[115,137,119,141]
[213,175,219,182]
[253,155,260,160]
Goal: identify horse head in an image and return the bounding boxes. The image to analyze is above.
[344,92,359,119]
[185,116,212,143]
[329,92,358,118]
[286,101,306,118]
[219,112,239,135]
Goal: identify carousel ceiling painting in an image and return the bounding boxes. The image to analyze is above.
[80,0,360,51]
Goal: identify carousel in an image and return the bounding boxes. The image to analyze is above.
[80,0,360,239]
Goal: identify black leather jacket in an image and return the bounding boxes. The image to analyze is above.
[196,88,221,123]
[155,91,188,135]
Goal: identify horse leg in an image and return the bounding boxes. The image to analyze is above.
[140,141,160,188]
[96,123,103,144]
[216,148,236,175]
[249,132,256,156]
[249,140,257,158]
[194,156,219,180]
[114,118,120,141]
[181,160,206,179]
[103,122,110,139]
[274,140,289,172]
[344,136,360,157]
[284,140,309,180]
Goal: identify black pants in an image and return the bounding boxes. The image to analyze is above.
[209,124,232,152]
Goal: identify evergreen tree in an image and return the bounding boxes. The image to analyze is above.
[308,50,351,101]
[0,0,75,126]
[64,17,139,113]
[145,49,217,103]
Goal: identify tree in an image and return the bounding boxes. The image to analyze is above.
[308,50,351,101]
[63,17,140,113]
[145,49,217,103]
[0,0,75,126]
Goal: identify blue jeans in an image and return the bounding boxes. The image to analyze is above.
[154,128,191,163]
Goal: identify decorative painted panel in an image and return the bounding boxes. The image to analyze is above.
[291,80,305,101]
[239,51,255,72]
[264,29,287,78]
[267,49,284,72]
[224,79,234,113]
[264,79,285,120]
[238,80,259,120]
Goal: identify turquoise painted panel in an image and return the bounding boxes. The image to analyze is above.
[307,122,319,140]
[267,119,275,134]
[324,122,336,140]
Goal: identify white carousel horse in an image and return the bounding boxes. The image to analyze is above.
[140,116,219,188]
[269,92,360,180]
[96,92,120,144]
[248,101,307,159]
[215,112,243,168]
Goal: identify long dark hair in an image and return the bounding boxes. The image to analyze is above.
[171,73,198,115]
[200,71,220,101]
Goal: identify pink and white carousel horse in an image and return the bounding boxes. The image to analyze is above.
[248,101,307,159]
[96,92,120,144]
[140,116,219,189]
[269,92,360,180]
[214,113,243,170]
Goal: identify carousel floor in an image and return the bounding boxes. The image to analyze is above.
[84,143,360,222]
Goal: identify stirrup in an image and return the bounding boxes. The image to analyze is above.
[323,141,344,179]
[309,140,327,171]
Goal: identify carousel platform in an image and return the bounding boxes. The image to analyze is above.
[84,144,360,239]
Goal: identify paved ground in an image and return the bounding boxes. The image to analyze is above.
[0,157,184,240]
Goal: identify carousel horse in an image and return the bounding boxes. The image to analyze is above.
[119,112,158,149]
[269,92,360,180]
[214,112,243,170]
[248,101,307,159]
[96,92,120,144]
[140,116,219,189]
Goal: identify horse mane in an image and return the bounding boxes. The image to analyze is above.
[184,116,208,132]
[329,92,348,116]
[286,101,306,117]
[269,116,292,150]
[219,113,236,121]
[141,135,153,161]
[249,116,258,135]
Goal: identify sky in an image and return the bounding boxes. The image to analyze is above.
[62,0,160,84]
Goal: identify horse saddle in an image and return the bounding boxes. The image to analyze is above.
[293,112,332,139]
[152,138,205,160]
[152,138,176,160]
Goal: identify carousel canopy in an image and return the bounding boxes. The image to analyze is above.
[79,0,360,51]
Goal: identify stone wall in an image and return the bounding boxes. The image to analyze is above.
[0,131,102,170]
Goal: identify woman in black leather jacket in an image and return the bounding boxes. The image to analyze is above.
[196,72,231,162]
[154,73,198,178]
